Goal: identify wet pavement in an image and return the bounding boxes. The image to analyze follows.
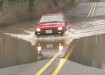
[0,2,105,75]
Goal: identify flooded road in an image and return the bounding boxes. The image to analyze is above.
[0,2,105,75]
[0,17,105,71]
[0,29,73,69]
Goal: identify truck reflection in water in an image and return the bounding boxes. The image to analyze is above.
[36,39,71,60]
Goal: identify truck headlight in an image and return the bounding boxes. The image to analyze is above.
[58,27,63,30]
[36,28,41,32]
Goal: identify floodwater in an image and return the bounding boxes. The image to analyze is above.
[0,25,73,69]
[71,34,105,70]
[0,32,36,68]
[70,18,105,70]
[0,17,105,71]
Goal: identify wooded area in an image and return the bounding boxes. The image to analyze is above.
[0,0,104,26]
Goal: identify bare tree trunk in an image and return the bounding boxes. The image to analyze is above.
[0,1,3,11]
[28,0,35,20]
[28,0,34,11]
[51,0,59,7]
[51,0,61,12]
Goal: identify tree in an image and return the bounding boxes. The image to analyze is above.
[28,0,35,11]
[28,0,35,20]
[51,0,61,11]
[0,1,3,11]
[51,0,59,7]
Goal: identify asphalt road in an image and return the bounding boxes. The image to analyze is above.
[0,2,105,75]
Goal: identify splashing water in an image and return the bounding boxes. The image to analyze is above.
[4,31,36,46]
[4,30,73,46]
[70,19,105,39]
[4,19,105,45]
